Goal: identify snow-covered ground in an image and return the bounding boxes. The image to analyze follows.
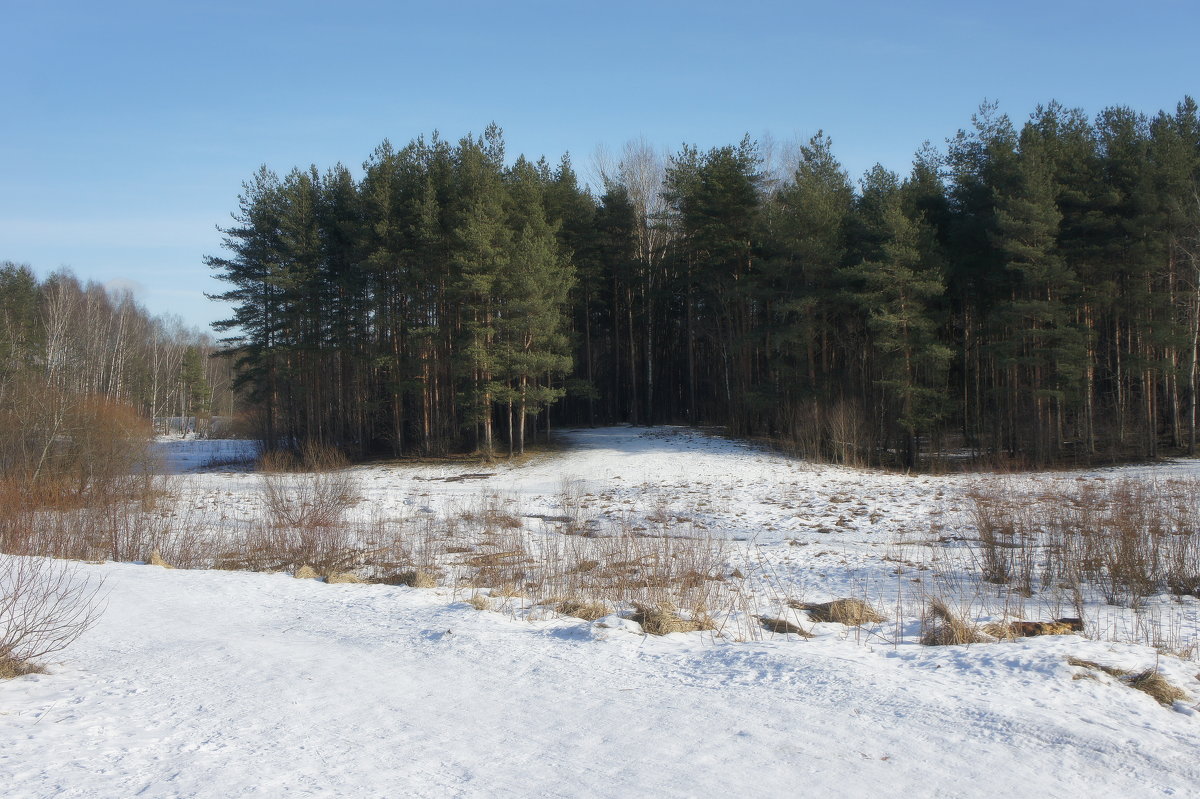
[3,427,1199,797]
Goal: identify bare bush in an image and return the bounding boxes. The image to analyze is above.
[0,556,104,677]
[0,473,212,566]
[0,387,155,507]
[215,517,361,575]
[783,399,871,466]
[259,444,360,531]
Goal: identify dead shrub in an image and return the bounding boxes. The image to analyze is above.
[217,518,360,574]
[556,477,594,535]
[259,445,359,531]
[794,598,885,626]
[1,556,104,677]
[459,493,524,532]
[0,386,155,507]
[257,441,350,473]
[0,388,177,565]
[921,598,988,646]
[0,474,206,567]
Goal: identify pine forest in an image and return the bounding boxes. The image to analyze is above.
[191,99,1200,467]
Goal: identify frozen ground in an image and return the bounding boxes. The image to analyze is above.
[3,426,1199,797]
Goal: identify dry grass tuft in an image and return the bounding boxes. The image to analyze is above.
[1128,670,1188,706]
[325,571,363,584]
[758,616,812,637]
[294,565,319,579]
[921,598,988,646]
[0,656,44,679]
[466,594,491,611]
[630,602,712,635]
[1067,658,1188,705]
[555,598,609,621]
[382,570,438,589]
[795,598,885,626]
[983,620,1077,639]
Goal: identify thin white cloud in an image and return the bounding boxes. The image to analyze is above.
[103,277,147,297]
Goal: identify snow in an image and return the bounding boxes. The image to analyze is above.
[4,427,1199,797]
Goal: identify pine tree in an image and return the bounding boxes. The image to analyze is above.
[451,132,513,455]
[844,166,950,466]
[758,132,856,455]
[500,157,576,453]
[206,166,288,449]
[991,125,1085,462]
[664,137,762,427]
[0,262,44,404]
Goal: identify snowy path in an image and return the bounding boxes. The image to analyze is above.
[4,562,1198,798]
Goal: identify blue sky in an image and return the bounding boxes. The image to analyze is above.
[3,0,1197,332]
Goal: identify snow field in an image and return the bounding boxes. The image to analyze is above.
[3,426,1199,797]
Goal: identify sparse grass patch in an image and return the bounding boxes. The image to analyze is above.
[325,571,364,584]
[0,656,44,679]
[982,619,1079,639]
[965,477,1200,607]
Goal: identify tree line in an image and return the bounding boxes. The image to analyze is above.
[0,264,233,491]
[209,99,1200,466]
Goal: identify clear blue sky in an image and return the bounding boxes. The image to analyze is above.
[3,0,1196,333]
